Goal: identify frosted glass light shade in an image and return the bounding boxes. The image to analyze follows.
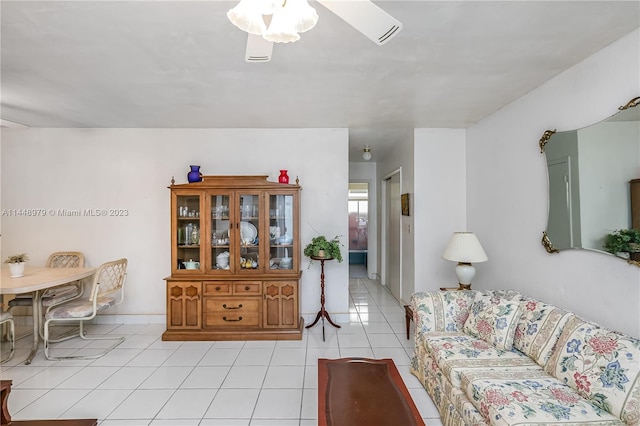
[263,7,300,43]
[227,0,267,35]
[287,0,319,33]
[228,0,317,43]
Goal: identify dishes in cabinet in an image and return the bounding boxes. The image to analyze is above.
[240,222,257,241]
[269,226,281,240]
[278,235,293,245]
[269,257,292,269]
[279,257,292,269]
[214,237,229,246]
[216,251,230,269]
[240,256,259,269]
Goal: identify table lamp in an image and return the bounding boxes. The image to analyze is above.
[442,232,488,290]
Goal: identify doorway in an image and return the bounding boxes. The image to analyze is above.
[348,183,369,279]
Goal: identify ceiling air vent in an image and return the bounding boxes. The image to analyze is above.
[245,34,273,63]
[316,0,403,46]
[379,25,401,44]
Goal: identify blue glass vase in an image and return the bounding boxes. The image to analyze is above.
[187,165,202,183]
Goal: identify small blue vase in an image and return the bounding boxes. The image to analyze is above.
[187,165,202,183]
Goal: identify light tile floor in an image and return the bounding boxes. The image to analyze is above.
[0,265,443,425]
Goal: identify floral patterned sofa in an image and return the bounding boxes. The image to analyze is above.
[410,290,640,426]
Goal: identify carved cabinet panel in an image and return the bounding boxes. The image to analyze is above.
[166,281,201,330]
[263,281,298,328]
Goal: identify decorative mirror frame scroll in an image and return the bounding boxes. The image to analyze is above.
[541,231,559,254]
[540,96,640,266]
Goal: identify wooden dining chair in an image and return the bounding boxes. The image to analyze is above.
[43,258,127,360]
[0,311,15,364]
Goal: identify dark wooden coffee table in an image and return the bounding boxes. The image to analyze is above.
[1,380,97,426]
[318,358,425,426]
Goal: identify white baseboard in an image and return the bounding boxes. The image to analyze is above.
[16,313,350,326]
[12,314,165,326]
[92,314,166,324]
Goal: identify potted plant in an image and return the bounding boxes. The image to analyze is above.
[604,229,640,258]
[4,253,29,278]
[303,235,343,263]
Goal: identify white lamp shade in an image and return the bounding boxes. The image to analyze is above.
[442,232,488,263]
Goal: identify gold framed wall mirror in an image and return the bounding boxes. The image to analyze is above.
[540,96,640,266]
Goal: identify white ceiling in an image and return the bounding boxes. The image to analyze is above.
[1,1,639,162]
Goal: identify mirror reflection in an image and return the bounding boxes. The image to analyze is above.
[540,97,640,264]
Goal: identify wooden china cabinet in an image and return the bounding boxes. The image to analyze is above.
[163,175,303,341]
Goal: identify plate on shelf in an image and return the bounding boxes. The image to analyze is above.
[240,221,257,241]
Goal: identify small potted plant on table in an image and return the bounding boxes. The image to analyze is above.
[303,235,344,263]
[4,253,29,278]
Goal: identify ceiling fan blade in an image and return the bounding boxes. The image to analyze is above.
[245,34,273,63]
[316,0,402,45]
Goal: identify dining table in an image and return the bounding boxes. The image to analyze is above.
[1,266,96,364]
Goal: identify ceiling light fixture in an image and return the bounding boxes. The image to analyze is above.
[227,0,318,44]
[362,147,372,161]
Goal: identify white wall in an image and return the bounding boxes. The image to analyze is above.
[414,129,467,290]
[0,128,351,323]
[466,29,640,337]
[376,135,415,304]
[349,161,378,279]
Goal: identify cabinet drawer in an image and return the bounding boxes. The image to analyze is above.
[204,298,260,313]
[204,282,232,295]
[204,312,260,327]
[233,281,262,295]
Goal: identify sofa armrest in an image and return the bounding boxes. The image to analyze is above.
[411,290,477,335]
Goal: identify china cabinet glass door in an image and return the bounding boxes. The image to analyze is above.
[176,194,202,271]
[237,192,261,272]
[268,193,295,270]
[210,193,231,271]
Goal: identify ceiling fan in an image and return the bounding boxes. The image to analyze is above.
[237,0,403,62]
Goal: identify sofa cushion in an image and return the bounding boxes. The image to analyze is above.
[464,297,522,350]
[513,300,574,367]
[461,370,624,425]
[545,316,640,424]
[412,349,490,426]
[424,332,540,388]
[411,290,524,336]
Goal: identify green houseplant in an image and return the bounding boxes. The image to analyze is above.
[603,229,640,254]
[303,235,343,263]
[4,253,29,278]
[4,253,29,264]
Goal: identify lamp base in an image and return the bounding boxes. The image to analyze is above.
[454,262,476,289]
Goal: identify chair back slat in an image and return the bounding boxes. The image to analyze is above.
[46,252,85,268]
[89,258,127,301]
